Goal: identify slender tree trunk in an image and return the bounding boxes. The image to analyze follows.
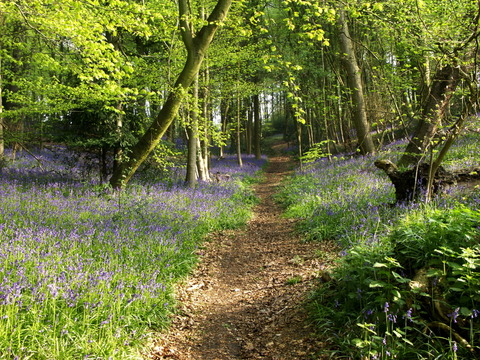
[337,8,375,155]
[236,94,243,167]
[101,147,108,183]
[306,108,314,148]
[297,119,303,170]
[186,123,198,186]
[112,103,123,174]
[4,44,22,159]
[12,119,23,159]
[109,0,233,188]
[283,92,289,141]
[246,102,253,154]
[398,65,461,166]
[197,6,211,180]
[200,63,210,181]
[333,78,345,148]
[219,99,229,158]
[196,137,209,180]
[105,32,125,176]
[186,77,200,187]
[253,94,261,159]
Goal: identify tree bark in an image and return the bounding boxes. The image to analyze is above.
[199,64,211,181]
[337,8,376,155]
[236,94,243,167]
[398,65,461,166]
[219,98,229,158]
[185,124,198,186]
[253,94,261,159]
[246,101,253,154]
[196,136,209,180]
[185,78,200,187]
[109,0,233,188]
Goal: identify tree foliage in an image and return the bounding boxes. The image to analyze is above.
[0,0,478,184]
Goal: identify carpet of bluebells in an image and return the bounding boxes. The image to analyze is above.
[278,134,480,359]
[279,135,480,248]
[0,148,266,359]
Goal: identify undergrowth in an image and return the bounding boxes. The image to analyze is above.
[278,133,480,359]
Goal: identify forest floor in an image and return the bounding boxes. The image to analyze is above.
[147,145,339,360]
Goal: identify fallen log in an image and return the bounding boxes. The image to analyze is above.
[374,159,480,203]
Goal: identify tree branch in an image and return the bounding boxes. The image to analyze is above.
[178,0,194,50]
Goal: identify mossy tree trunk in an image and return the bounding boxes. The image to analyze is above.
[398,65,461,167]
[109,0,233,189]
[337,8,376,155]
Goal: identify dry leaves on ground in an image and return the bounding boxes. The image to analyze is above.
[147,155,339,360]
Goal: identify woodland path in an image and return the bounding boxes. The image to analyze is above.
[148,151,336,359]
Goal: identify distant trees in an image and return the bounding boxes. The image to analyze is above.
[266,0,479,174]
[0,0,166,157]
[1,0,478,190]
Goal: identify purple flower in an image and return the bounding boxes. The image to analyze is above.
[388,313,397,323]
[452,341,458,352]
[471,309,480,319]
[363,308,374,318]
[403,308,413,322]
[448,307,460,323]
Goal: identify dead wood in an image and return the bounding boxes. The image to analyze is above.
[374,159,480,203]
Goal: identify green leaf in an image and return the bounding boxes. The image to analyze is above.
[392,271,411,283]
[369,280,387,288]
[391,289,402,301]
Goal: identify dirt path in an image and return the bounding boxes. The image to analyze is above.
[148,155,336,359]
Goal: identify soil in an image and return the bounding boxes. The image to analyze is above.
[146,151,338,360]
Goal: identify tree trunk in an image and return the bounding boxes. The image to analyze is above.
[196,136,209,180]
[100,146,108,183]
[185,78,200,187]
[246,101,253,154]
[236,94,243,167]
[185,122,198,187]
[337,8,376,155]
[253,94,261,159]
[109,0,233,189]
[398,65,461,167]
[199,64,211,181]
[306,108,314,148]
[219,98,229,158]
[112,102,123,174]
[297,119,303,170]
